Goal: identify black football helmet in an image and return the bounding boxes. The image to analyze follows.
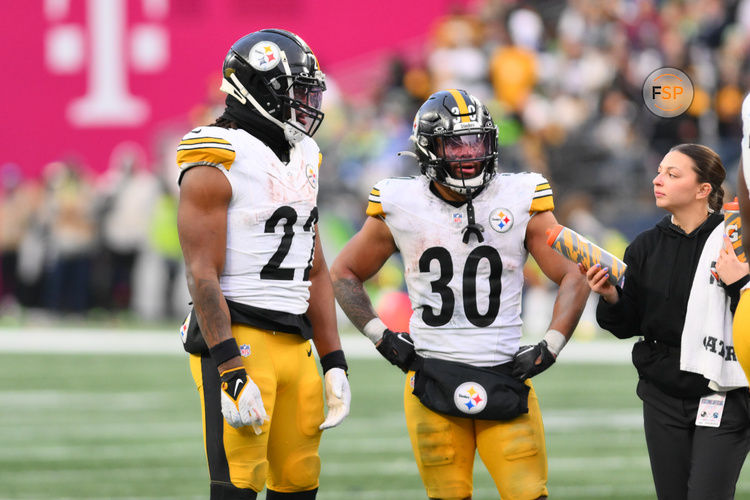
[412,90,498,195]
[220,29,326,142]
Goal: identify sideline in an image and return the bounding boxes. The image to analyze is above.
[0,328,634,362]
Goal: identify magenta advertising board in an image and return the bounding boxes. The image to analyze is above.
[3,0,471,177]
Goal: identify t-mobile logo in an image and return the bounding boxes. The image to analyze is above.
[45,0,170,127]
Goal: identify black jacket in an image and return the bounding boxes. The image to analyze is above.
[596,213,749,398]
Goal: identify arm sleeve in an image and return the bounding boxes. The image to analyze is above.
[365,182,386,219]
[176,133,236,184]
[529,178,554,214]
[595,243,642,339]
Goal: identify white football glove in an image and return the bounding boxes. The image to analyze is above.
[319,367,351,430]
[219,368,268,434]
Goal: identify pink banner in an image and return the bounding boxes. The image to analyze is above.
[2,1,471,178]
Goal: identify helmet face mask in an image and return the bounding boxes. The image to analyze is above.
[281,78,325,137]
[412,90,498,195]
[220,29,326,142]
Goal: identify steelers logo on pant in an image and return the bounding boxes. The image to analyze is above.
[454,382,488,414]
[180,311,191,344]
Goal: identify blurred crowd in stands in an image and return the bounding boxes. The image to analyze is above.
[2,0,750,332]
[0,149,184,322]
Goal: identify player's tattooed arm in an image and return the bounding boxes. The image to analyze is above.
[306,230,344,358]
[331,216,398,333]
[178,165,239,371]
[188,276,240,372]
[526,210,589,338]
[332,277,378,332]
[189,277,232,345]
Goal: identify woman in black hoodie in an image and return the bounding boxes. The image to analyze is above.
[582,144,750,500]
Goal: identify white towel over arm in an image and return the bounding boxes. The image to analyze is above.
[680,224,749,391]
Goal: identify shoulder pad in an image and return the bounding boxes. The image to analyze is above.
[177,127,236,174]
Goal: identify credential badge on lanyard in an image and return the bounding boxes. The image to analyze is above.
[695,393,726,427]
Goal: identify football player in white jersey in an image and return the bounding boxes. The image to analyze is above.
[177,29,350,500]
[331,89,589,500]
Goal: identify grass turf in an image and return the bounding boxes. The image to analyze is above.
[1,353,748,499]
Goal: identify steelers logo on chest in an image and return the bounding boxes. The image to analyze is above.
[306,164,318,188]
[489,207,514,233]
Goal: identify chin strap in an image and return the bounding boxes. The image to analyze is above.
[462,196,484,244]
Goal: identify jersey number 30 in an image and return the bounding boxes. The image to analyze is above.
[419,245,502,328]
[260,206,318,281]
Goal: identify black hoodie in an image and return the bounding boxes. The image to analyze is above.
[596,213,749,397]
[597,212,750,343]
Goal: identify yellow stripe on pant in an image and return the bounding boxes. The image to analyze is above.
[734,290,750,383]
[189,325,324,493]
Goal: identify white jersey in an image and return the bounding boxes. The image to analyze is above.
[177,125,321,315]
[367,173,554,366]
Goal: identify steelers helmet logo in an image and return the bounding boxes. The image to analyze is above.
[454,382,487,414]
[489,208,514,233]
[249,41,281,71]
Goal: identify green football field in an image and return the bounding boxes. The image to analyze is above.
[2,351,750,500]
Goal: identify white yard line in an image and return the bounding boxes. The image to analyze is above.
[0,327,635,362]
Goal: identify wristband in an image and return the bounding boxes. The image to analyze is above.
[362,317,388,344]
[209,338,241,368]
[728,274,750,293]
[543,329,568,357]
[219,366,246,381]
[320,349,348,374]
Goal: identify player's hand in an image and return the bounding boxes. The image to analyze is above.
[512,340,556,380]
[320,367,351,430]
[715,235,749,285]
[376,329,416,372]
[578,263,619,304]
[220,367,268,434]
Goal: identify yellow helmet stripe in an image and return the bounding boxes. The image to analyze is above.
[448,89,470,123]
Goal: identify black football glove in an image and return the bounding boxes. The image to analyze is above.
[376,329,416,373]
[512,340,556,380]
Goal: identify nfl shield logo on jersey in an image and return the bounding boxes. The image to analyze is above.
[240,344,252,357]
[452,212,463,225]
[454,382,488,414]
[489,208,514,233]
